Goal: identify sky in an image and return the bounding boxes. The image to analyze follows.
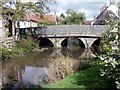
[19,0,120,20]
[47,0,120,20]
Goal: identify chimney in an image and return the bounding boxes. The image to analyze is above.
[54,12,57,25]
[100,4,107,12]
[110,0,116,5]
[94,16,96,20]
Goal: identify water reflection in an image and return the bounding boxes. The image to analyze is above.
[2,48,54,87]
[61,47,85,59]
[2,47,93,88]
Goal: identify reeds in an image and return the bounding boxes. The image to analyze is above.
[43,56,90,83]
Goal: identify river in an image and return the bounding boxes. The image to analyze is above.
[1,47,94,88]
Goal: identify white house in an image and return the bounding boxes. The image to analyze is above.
[0,16,5,41]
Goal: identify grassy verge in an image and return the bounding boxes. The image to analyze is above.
[42,60,116,89]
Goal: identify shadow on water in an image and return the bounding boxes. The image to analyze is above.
[61,47,85,59]
[61,37,86,59]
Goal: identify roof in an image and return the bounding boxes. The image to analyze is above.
[91,3,119,25]
[24,13,57,23]
[29,14,43,22]
[44,15,57,22]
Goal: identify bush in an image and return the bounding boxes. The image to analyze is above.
[1,38,38,60]
[96,20,120,89]
[1,48,12,60]
[15,38,37,52]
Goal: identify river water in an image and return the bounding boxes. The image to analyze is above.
[1,47,94,88]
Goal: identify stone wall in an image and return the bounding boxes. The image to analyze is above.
[42,25,108,37]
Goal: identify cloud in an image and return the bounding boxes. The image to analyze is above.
[55,0,110,3]
[48,1,107,20]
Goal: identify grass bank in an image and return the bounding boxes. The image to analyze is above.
[42,60,116,89]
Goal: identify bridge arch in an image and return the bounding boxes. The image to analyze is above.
[79,38,100,48]
[78,38,85,48]
[39,37,54,47]
[38,37,101,48]
[61,38,68,46]
[91,38,101,47]
[61,37,85,48]
[91,38,101,52]
[49,38,65,47]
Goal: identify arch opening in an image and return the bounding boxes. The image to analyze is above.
[91,38,101,53]
[61,38,68,46]
[61,37,85,59]
[61,37,85,48]
[39,37,54,47]
[78,39,85,48]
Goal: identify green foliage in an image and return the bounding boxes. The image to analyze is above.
[5,31,10,37]
[65,9,85,25]
[2,1,50,39]
[96,20,120,89]
[60,13,65,18]
[1,39,37,61]
[1,48,12,60]
[43,21,51,26]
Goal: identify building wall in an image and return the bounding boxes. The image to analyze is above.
[0,19,5,41]
[19,21,37,28]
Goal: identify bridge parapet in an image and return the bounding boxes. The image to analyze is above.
[39,25,109,37]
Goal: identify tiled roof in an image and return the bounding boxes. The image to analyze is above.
[25,13,57,23]
[44,15,57,22]
[29,14,43,22]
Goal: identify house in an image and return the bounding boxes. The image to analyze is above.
[91,0,119,25]
[19,13,58,28]
[1,9,58,38]
[17,13,58,38]
[0,15,5,41]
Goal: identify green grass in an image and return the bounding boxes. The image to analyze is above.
[42,60,116,89]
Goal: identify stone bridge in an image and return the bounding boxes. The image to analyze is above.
[37,25,108,48]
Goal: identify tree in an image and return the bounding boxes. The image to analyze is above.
[60,13,65,18]
[97,19,120,89]
[65,9,85,25]
[2,0,52,40]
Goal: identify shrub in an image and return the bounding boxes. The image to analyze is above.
[5,31,10,37]
[15,38,37,52]
[1,48,12,60]
[1,38,38,60]
[96,20,120,89]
